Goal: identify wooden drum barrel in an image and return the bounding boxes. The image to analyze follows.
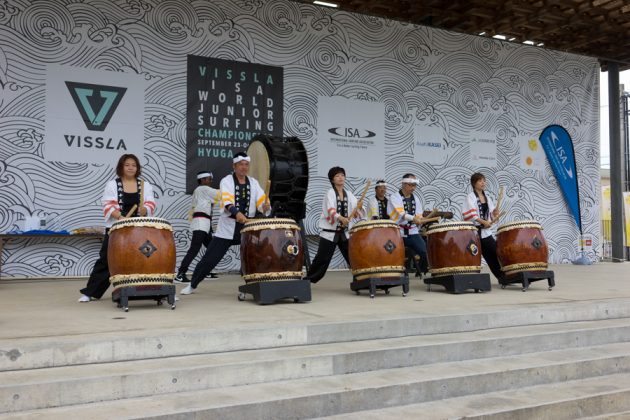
[496,220,548,277]
[348,220,405,281]
[426,222,481,277]
[107,217,176,290]
[240,218,304,283]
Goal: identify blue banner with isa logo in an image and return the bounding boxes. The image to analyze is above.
[539,125,582,233]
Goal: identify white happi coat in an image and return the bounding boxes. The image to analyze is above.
[366,195,389,220]
[215,174,269,240]
[462,191,496,239]
[189,185,220,233]
[317,188,360,241]
[101,179,156,228]
[387,192,424,236]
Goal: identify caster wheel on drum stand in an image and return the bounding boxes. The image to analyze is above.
[370,294,375,299]
[237,292,246,301]
[385,289,390,295]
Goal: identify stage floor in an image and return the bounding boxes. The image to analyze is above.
[1,263,629,341]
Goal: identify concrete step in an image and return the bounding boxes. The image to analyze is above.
[3,341,630,419]
[3,318,630,412]
[318,373,630,419]
[2,298,630,371]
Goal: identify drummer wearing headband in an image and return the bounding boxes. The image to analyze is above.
[78,154,156,302]
[461,172,503,282]
[175,171,220,284]
[366,180,389,220]
[181,152,271,295]
[305,166,364,284]
[388,174,429,275]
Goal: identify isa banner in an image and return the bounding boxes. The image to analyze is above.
[539,125,581,232]
[186,55,283,193]
[316,96,385,179]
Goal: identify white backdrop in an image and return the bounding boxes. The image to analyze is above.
[0,0,600,277]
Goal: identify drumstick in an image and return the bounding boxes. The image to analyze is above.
[124,204,138,218]
[495,186,504,212]
[413,216,440,225]
[349,180,372,220]
[490,211,506,226]
[264,180,271,204]
[425,208,438,219]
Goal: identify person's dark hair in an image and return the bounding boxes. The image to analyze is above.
[197,171,212,185]
[402,173,415,180]
[116,154,141,178]
[328,166,346,184]
[234,152,248,159]
[470,172,485,189]
[375,179,386,190]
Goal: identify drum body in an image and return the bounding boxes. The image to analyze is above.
[426,222,481,277]
[496,220,548,276]
[348,220,405,281]
[247,135,309,220]
[107,217,176,290]
[240,218,304,283]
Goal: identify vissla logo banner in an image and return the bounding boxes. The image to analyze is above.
[45,65,145,164]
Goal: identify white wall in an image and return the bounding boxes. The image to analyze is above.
[0,0,601,277]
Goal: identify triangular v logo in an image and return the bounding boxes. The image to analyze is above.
[65,82,127,131]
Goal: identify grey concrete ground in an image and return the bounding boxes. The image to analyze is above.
[1,263,629,341]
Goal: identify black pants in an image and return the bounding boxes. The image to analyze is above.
[177,230,212,275]
[80,232,110,299]
[480,235,503,282]
[306,233,350,284]
[190,237,238,288]
[403,234,428,274]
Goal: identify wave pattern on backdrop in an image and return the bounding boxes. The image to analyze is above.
[0,0,599,277]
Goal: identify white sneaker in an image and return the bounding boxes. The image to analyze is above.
[78,295,91,302]
[180,285,195,295]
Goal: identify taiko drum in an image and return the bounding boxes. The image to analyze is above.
[496,220,548,277]
[426,222,482,277]
[348,220,405,281]
[107,217,176,290]
[240,218,304,283]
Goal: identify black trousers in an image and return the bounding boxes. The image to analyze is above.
[480,234,503,282]
[80,232,110,299]
[403,234,429,274]
[177,230,212,275]
[306,233,350,284]
[190,237,237,288]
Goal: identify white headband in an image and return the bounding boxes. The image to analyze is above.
[375,181,387,187]
[233,155,251,164]
[402,178,419,185]
[197,172,212,180]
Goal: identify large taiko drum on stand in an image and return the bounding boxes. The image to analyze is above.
[496,220,548,277]
[247,135,309,220]
[107,217,176,310]
[240,218,304,283]
[426,222,481,277]
[349,220,405,281]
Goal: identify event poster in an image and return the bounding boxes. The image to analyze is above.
[414,125,446,165]
[316,96,385,179]
[469,131,497,168]
[45,64,146,164]
[186,55,283,193]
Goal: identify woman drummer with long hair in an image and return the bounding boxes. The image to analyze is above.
[78,154,156,302]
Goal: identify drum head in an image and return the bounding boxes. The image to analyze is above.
[247,140,271,188]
